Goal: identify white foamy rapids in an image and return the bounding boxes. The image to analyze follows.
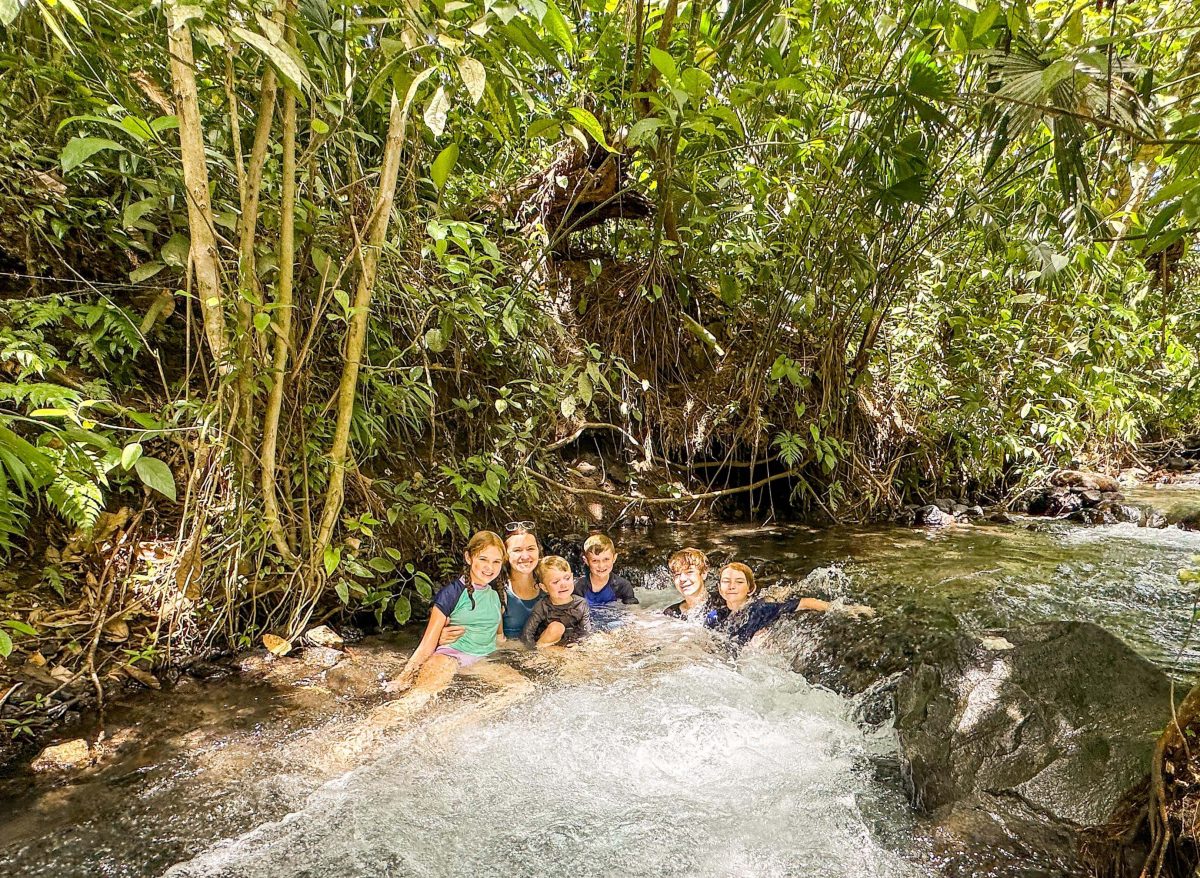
[801,564,851,596]
[166,619,925,878]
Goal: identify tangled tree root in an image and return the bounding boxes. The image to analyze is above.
[1081,683,1200,878]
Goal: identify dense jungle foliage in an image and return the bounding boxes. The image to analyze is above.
[0,0,1199,734]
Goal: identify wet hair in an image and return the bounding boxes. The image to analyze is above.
[536,555,573,586]
[720,562,757,594]
[463,530,506,610]
[668,547,709,575]
[583,533,616,557]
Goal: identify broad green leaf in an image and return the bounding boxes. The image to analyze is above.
[134,456,177,501]
[566,107,614,151]
[0,628,10,659]
[424,86,450,137]
[232,26,311,93]
[311,118,330,135]
[161,233,190,269]
[423,328,447,353]
[393,594,411,625]
[369,556,396,573]
[627,117,665,146]
[123,198,159,229]
[0,0,19,26]
[323,544,341,577]
[527,118,561,140]
[649,47,677,82]
[541,0,574,54]
[560,395,577,419]
[430,143,459,191]
[973,2,1000,38]
[334,580,349,603]
[61,137,125,173]
[396,67,435,117]
[456,56,487,104]
[1,620,37,637]
[121,116,155,142]
[121,442,143,471]
[129,261,166,284]
[1041,59,1074,91]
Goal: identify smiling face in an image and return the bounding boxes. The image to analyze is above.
[541,567,577,604]
[584,549,615,582]
[719,566,753,610]
[465,545,505,586]
[671,563,708,602]
[505,532,540,577]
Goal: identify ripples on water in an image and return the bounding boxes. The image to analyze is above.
[7,503,1200,877]
[166,617,926,878]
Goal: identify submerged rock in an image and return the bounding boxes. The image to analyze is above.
[1067,507,1117,526]
[1027,487,1082,516]
[895,621,1172,863]
[31,738,93,772]
[915,504,953,527]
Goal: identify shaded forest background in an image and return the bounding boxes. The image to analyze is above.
[1,0,1199,738]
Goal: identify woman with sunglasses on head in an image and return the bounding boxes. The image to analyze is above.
[439,520,543,648]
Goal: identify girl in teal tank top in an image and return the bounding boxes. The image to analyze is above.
[386,531,508,699]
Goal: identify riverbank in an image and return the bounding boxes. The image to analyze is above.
[4,495,1200,875]
[5,469,1200,773]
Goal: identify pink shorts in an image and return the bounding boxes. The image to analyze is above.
[434,646,486,667]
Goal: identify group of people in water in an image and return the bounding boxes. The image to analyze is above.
[385,522,868,702]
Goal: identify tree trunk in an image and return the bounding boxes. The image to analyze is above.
[309,88,409,566]
[260,2,298,561]
[166,1,228,369]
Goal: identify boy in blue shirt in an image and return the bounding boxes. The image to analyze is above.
[573,533,639,606]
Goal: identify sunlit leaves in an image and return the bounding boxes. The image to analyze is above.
[430,142,460,193]
[60,136,124,172]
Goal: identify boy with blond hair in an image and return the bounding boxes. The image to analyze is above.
[573,533,639,606]
[663,546,713,618]
[522,556,592,647]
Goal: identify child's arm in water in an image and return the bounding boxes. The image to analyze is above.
[386,607,449,693]
[794,597,875,617]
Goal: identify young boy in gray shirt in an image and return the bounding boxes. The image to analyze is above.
[522,556,592,647]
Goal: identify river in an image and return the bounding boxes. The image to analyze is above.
[3,491,1199,877]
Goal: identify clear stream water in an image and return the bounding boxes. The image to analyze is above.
[3,488,1200,878]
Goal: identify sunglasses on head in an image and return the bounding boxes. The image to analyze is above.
[505,520,536,533]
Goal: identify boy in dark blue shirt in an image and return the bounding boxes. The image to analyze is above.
[573,533,639,606]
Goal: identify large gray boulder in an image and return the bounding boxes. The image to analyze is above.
[895,621,1172,829]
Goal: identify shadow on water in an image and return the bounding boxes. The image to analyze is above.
[3,492,1200,877]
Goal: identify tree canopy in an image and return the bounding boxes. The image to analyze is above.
[0,0,1197,653]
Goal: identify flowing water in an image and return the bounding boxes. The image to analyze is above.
[4,490,1200,877]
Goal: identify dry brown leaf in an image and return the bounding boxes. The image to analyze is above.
[102,619,130,643]
[263,634,292,656]
[49,665,75,683]
[122,665,161,689]
[25,651,47,668]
